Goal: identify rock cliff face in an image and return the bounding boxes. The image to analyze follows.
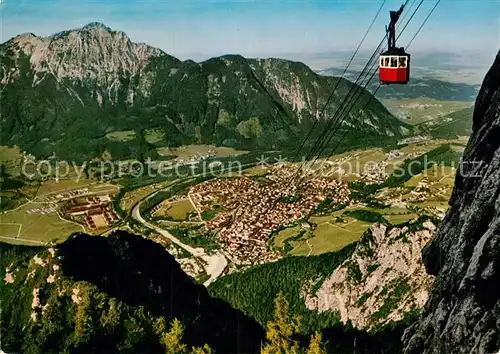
[303,218,436,329]
[402,51,500,353]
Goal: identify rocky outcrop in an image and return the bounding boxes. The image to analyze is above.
[11,23,163,81]
[303,218,436,329]
[402,51,500,353]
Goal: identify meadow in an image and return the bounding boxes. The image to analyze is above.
[155,199,195,221]
[0,202,83,244]
[105,130,136,142]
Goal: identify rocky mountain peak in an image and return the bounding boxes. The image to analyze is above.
[3,22,164,84]
[81,21,113,31]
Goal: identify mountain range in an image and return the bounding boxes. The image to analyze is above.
[0,22,410,162]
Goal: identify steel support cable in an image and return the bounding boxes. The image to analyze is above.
[253,1,393,228]
[290,0,388,165]
[291,0,426,185]
[291,37,386,180]
[291,0,415,181]
[407,0,441,48]
[319,0,441,165]
[291,38,386,183]
[263,1,398,220]
[306,0,424,162]
[262,1,420,220]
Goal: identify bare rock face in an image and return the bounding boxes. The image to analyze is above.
[4,23,166,103]
[10,23,163,81]
[303,218,436,329]
[402,51,500,354]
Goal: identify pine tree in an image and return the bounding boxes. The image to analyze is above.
[100,297,121,334]
[156,318,214,354]
[191,344,214,354]
[306,332,326,354]
[163,318,187,354]
[153,317,168,337]
[261,293,301,354]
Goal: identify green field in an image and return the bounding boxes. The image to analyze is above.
[0,203,83,244]
[406,165,456,187]
[0,146,22,160]
[272,212,372,257]
[157,145,247,158]
[242,165,269,177]
[0,223,22,238]
[343,206,419,225]
[273,226,301,248]
[410,200,449,210]
[35,179,90,196]
[0,145,24,176]
[36,181,119,202]
[105,130,136,142]
[143,128,165,144]
[119,185,158,213]
[284,204,424,256]
[0,179,121,244]
[314,148,388,179]
[157,199,195,220]
[291,218,371,256]
[384,213,419,224]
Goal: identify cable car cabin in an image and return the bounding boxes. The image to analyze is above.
[379,54,410,85]
[379,5,410,85]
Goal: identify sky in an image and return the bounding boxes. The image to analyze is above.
[1,0,499,70]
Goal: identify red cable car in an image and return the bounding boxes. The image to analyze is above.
[379,5,410,85]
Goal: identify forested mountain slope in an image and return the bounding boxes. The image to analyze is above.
[0,231,263,353]
[0,23,410,162]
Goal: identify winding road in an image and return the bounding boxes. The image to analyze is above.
[131,191,227,287]
[128,161,262,286]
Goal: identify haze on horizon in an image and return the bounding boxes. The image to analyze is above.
[1,0,499,71]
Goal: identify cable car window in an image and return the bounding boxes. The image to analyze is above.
[380,58,384,67]
[390,57,398,68]
[384,57,390,67]
[399,57,407,68]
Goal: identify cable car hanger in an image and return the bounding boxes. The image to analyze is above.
[379,4,410,85]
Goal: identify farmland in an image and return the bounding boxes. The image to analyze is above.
[290,218,370,256]
[0,178,121,244]
[0,145,24,176]
[119,184,164,213]
[382,98,474,125]
[273,226,301,249]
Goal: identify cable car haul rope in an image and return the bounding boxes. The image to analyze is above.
[289,0,440,186]
[261,0,441,216]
